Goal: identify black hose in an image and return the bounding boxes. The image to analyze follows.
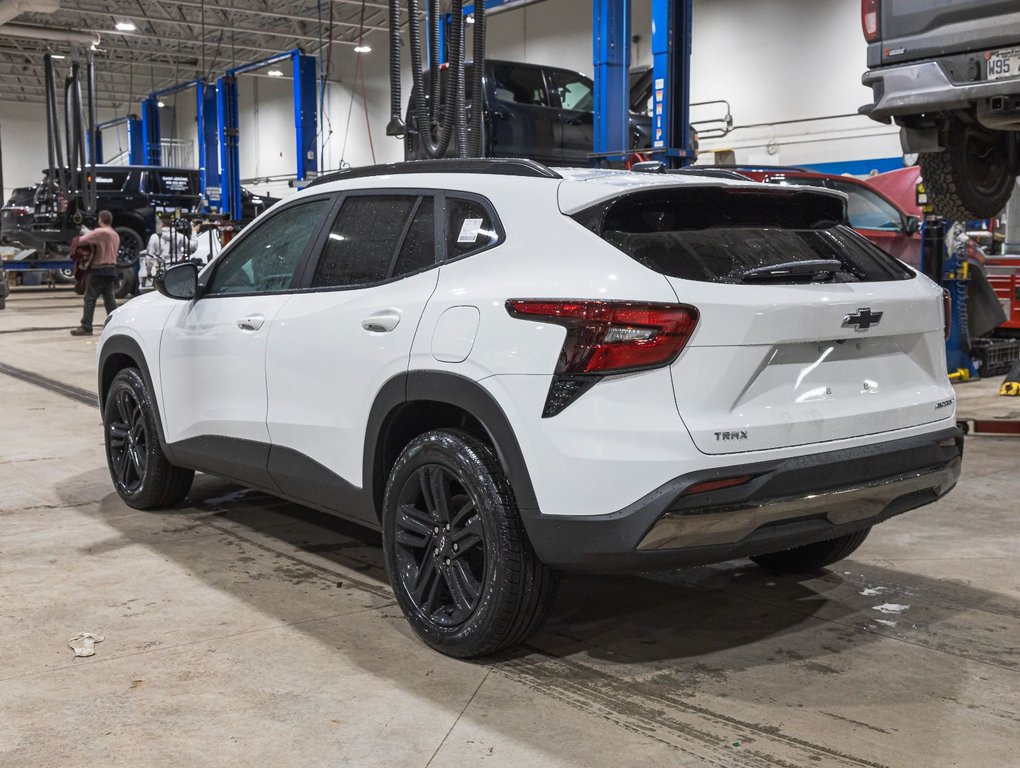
[428,0,440,114]
[385,0,405,136]
[468,1,486,157]
[408,0,458,158]
[450,2,467,157]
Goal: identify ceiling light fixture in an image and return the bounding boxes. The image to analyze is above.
[466,14,475,24]
[354,44,372,53]
[267,69,283,77]
[115,21,136,31]
[50,54,66,59]
[157,100,165,108]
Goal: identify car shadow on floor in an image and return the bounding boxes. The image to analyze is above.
[75,471,1018,680]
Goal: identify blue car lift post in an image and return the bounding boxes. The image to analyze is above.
[217,49,318,221]
[90,116,144,165]
[139,80,222,209]
[593,0,694,167]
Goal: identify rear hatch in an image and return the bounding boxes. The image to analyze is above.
[876,0,1020,66]
[581,184,953,455]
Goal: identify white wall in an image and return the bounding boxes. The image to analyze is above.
[2,0,906,203]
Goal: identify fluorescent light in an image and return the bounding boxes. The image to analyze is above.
[157,101,165,108]
[266,69,283,77]
[354,44,372,53]
[50,54,66,60]
[114,21,136,31]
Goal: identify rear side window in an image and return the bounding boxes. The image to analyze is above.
[312,195,436,288]
[446,197,499,260]
[547,70,594,112]
[491,64,549,106]
[581,187,914,284]
[147,171,201,195]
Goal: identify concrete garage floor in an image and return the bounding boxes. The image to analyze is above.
[1,285,1018,768]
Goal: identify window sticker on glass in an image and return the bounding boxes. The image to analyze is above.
[458,218,484,244]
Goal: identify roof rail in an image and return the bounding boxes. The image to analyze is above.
[307,158,562,188]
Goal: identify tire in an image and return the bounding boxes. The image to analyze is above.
[113,267,136,299]
[53,267,75,284]
[114,227,143,268]
[382,429,558,658]
[103,367,194,510]
[918,118,1018,220]
[751,527,872,574]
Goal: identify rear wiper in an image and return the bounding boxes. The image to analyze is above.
[734,259,843,282]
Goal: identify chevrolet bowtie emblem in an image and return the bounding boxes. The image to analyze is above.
[843,307,883,330]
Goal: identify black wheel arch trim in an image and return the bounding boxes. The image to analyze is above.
[364,371,540,519]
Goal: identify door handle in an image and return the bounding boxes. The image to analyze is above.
[236,315,265,332]
[361,310,401,333]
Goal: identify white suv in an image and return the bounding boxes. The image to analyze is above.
[97,159,963,658]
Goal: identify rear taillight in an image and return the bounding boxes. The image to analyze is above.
[861,0,880,42]
[506,300,699,416]
[943,289,952,340]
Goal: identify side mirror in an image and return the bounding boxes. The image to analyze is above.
[904,215,920,235]
[155,262,199,300]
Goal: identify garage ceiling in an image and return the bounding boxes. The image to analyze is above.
[0,0,389,108]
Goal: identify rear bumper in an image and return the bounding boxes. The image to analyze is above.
[523,427,963,572]
[861,59,1020,120]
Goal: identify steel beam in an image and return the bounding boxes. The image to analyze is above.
[651,0,693,166]
[593,0,630,163]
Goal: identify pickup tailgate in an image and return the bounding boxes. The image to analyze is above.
[877,0,1020,65]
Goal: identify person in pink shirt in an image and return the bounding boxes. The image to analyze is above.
[70,210,121,336]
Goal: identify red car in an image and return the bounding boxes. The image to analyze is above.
[868,166,1020,334]
[730,167,922,268]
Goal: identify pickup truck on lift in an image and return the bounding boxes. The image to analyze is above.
[3,166,203,297]
[859,0,1020,220]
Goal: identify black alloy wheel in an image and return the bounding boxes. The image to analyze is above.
[103,368,194,509]
[393,464,487,628]
[107,386,148,495]
[382,429,558,658]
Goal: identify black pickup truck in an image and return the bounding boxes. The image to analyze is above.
[860,0,1020,220]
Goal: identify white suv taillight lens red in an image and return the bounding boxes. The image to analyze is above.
[506,300,699,416]
[861,0,880,42]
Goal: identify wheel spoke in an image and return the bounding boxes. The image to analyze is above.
[396,504,434,548]
[129,445,145,478]
[115,443,132,485]
[452,515,484,554]
[429,468,451,523]
[444,559,481,613]
[108,422,129,443]
[412,555,441,614]
[451,499,476,528]
[418,468,436,516]
[115,390,132,425]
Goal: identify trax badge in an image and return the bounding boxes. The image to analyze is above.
[715,431,748,441]
[843,307,883,331]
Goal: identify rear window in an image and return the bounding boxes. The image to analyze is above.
[578,187,914,284]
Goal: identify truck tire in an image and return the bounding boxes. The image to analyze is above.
[115,227,143,268]
[113,267,136,299]
[382,429,558,658]
[918,118,1018,220]
[751,527,872,573]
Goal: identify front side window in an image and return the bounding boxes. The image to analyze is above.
[446,197,499,260]
[548,71,594,112]
[206,199,329,294]
[491,64,549,107]
[312,195,436,288]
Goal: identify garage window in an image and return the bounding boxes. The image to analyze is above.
[312,195,436,288]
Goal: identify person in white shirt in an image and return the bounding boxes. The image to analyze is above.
[142,217,195,287]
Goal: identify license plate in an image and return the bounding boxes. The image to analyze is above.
[987,48,1020,81]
